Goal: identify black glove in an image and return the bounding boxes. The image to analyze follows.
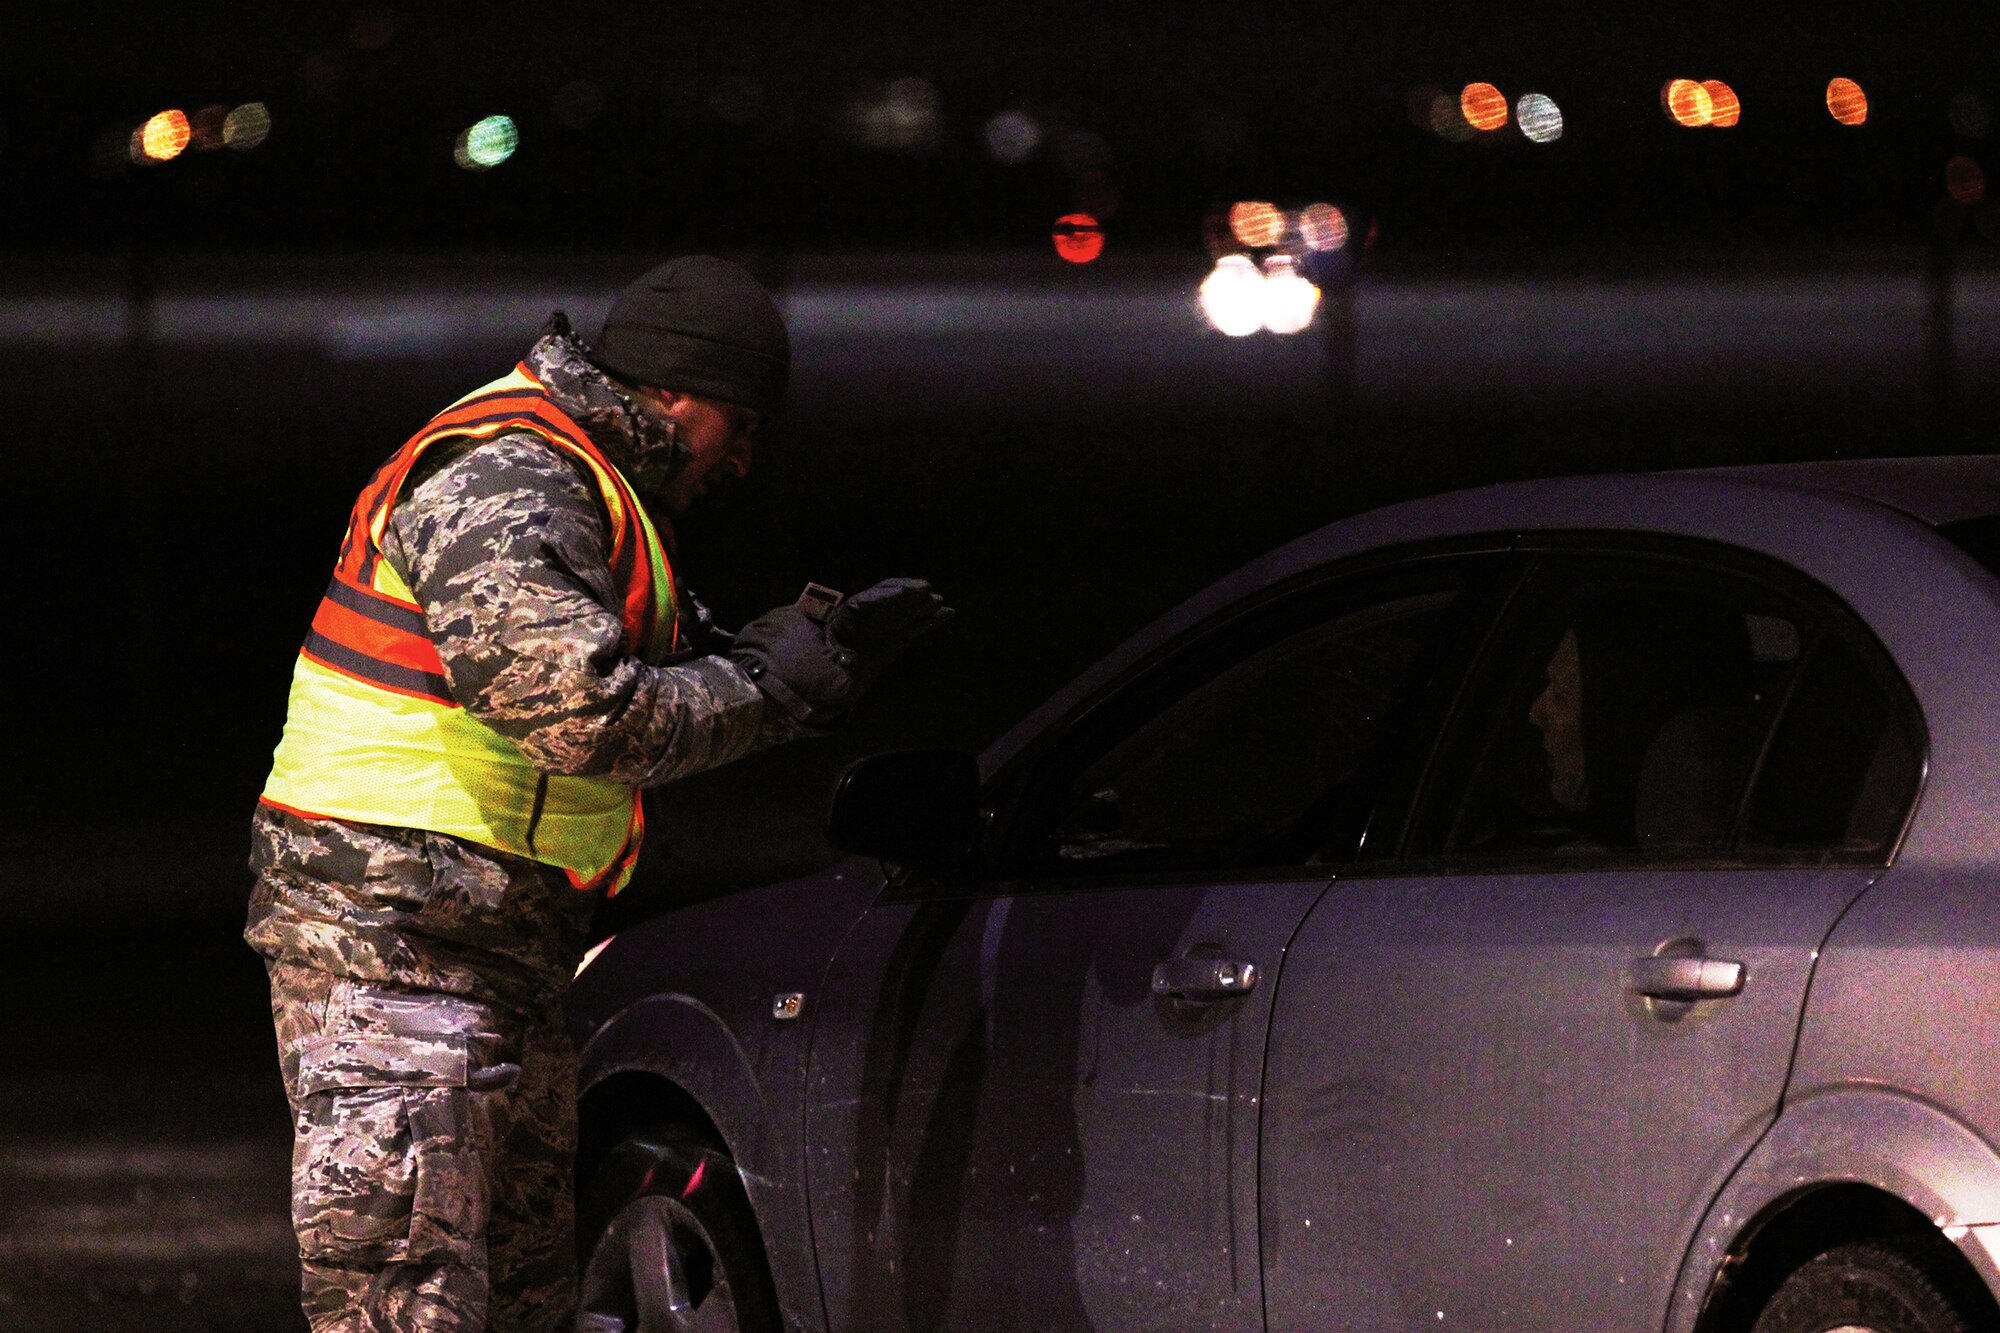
[731,579,952,728]
[826,578,954,687]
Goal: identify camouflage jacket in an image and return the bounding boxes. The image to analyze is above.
[246,329,803,1011]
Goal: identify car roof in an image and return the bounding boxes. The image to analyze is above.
[1674,454,2000,527]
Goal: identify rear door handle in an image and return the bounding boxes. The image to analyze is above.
[1152,957,1259,1001]
[1627,955,1745,1001]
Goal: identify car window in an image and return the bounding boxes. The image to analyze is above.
[1000,570,1483,880]
[1742,632,1922,859]
[1406,547,1924,869]
[1411,554,1811,865]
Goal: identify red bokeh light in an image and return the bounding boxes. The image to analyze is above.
[1052,213,1105,263]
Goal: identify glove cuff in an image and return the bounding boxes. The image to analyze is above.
[738,657,841,727]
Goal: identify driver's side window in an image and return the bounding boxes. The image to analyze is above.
[1006,570,1480,879]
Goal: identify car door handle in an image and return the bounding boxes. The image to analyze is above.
[1152,957,1259,1001]
[1627,955,1745,1001]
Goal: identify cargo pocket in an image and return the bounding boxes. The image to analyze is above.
[291,1032,490,1267]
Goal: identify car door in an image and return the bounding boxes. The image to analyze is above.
[802,550,1505,1332]
[1259,539,1925,1331]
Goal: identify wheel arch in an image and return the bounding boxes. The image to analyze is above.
[1670,1086,2000,1333]
[575,1068,730,1196]
[574,992,770,1191]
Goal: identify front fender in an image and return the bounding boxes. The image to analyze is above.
[577,991,769,1169]
[1666,1085,2000,1333]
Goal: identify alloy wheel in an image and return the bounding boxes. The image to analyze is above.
[578,1193,740,1333]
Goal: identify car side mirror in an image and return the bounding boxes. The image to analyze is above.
[827,749,983,872]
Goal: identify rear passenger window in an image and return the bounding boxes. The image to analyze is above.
[1413,559,1800,863]
[1407,546,1922,869]
[1745,634,1921,857]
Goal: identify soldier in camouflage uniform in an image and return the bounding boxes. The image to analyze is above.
[248,257,950,1332]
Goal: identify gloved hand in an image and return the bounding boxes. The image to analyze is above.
[731,578,951,728]
[826,578,954,674]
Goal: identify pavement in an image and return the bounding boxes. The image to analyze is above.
[0,921,304,1332]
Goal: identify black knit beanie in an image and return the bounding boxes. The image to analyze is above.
[591,256,791,416]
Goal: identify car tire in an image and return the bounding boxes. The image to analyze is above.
[576,1125,782,1333]
[1751,1239,1976,1333]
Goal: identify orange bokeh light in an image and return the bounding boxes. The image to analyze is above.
[1702,80,1741,127]
[140,109,192,161]
[1827,77,1868,126]
[1664,79,1713,127]
[1052,213,1104,264]
[1460,82,1508,132]
[1229,200,1285,248]
[1947,155,1986,205]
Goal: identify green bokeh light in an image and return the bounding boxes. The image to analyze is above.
[463,115,518,168]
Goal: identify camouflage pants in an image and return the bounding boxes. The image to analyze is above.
[268,960,578,1333]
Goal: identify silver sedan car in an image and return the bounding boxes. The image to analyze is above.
[568,455,2000,1333]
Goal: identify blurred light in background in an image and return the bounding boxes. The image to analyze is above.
[455,115,518,171]
[1428,91,1475,142]
[838,77,943,154]
[1298,203,1349,251]
[1198,255,1323,337]
[1826,78,1868,126]
[1951,92,1991,140]
[1260,255,1321,334]
[1664,79,1714,128]
[1702,80,1741,127]
[1051,213,1104,263]
[1229,200,1286,248]
[137,109,191,163]
[1460,82,1508,132]
[1516,93,1563,144]
[551,80,606,130]
[1947,155,1986,204]
[983,110,1042,164]
[189,105,228,151]
[224,103,272,150]
[1200,256,1268,337]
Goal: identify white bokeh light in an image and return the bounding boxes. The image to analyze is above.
[1517,92,1563,144]
[1200,256,1267,337]
[1298,203,1349,252]
[983,110,1042,163]
[1260,255,1321,335]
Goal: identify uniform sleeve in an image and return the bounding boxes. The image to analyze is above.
[379,433,807,787]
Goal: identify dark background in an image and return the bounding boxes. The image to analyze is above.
[4,3,1999,1327]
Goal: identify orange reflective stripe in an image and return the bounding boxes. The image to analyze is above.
[302,577,455,704]
[345,368,666,661]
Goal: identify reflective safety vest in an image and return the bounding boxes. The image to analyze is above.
[261,364,679,895]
